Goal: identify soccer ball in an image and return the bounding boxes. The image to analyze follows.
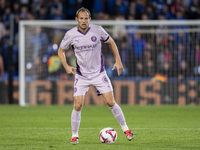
[99,127,117,144]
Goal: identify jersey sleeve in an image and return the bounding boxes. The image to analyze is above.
[99,26,110,43]
[60,32,72,50]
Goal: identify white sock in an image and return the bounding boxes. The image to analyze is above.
[110,103,129,132]
[121,125,129,132]
[71,109,81,138]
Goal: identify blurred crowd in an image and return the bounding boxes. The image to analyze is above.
[0,0,200,80]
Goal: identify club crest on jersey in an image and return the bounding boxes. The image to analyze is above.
[102,76,108,83]
[91,36,97,42]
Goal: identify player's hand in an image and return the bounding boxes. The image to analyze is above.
[66,66,77,75]
[112,61,124,76]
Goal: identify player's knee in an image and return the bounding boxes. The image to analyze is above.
[106,100,115,107]
[74,104,83,111]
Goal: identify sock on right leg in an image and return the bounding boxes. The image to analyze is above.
[71,109,81,137]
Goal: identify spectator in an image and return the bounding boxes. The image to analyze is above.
[174,32,189,49]
[13,2,20,15]
[36,5,49,20]
[157,47,164,70]
[2,7,11,29]
[107,0,116,15]
[13,14,19,36]
[188,0,200,19]
[113,0,129,16]
[1,29,10,72]
[182,0,191,10]
[93,0,104,15]
[178,60,189,81]
[195,45,200,65]
[163,47,172,62]
[171,0,184,13]
[125,17,139,49]
[144,59,155,77]
[145,5,155,19]
[0,53,4,77]
[126,1,136,18]
[12,44,19,76]
[64,0,82,19]
[132,33,146,61]
[141,13,149,20]
[27,13,35,20]
[135,61,144,77]
[32,0,46,17]
[166,34,175,51]
[157,13,166,20]
[155,35,164,55]
[29,26,48,79]
[96,12,110,20]
[20,6,29,20]
[120,39,129,65]
[0,0,6,15]
[0,16,6,41]
[176,43,186,67]
[143,42,156,72]
[155,0,166,15]
[112,14,127,40]
[1,28,18,76]
[119,40,129,76]
[51,6,63,20]
[163,4,174,19]
[135,0,145,19]
[144,42,155,61]
[50,0,63,17]
[174,10,185,20]
[159,61,173,77]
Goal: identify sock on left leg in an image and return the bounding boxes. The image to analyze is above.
[110,103,129,132]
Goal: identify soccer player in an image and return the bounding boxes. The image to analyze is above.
[58,7,134,144]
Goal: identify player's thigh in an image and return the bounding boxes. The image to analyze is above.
[74,95,85,111]
[93,72,113,95]
[74,74,90,97]
[102,91,116,107]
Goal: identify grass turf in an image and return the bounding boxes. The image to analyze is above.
[0,105,200,150]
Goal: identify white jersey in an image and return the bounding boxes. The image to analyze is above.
[60,24,110,79]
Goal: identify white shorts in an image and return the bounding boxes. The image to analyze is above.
[73,71,113,97]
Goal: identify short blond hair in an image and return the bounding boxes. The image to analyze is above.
[76,7,91,18]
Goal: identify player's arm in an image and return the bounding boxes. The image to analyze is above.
[58,47,76,75]
[106,37,124,76]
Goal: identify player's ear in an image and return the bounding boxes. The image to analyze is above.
[75,17,78,21]
[89,17,91,21]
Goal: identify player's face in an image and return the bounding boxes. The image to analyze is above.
[76,11,91,32]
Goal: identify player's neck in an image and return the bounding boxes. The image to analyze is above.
[78,27,89,33]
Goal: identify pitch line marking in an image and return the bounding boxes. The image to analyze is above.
[0,127,200,131]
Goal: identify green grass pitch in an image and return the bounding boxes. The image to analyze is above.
[0,105,200,150]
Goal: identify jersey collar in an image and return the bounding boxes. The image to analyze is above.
[77,27,91,35]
